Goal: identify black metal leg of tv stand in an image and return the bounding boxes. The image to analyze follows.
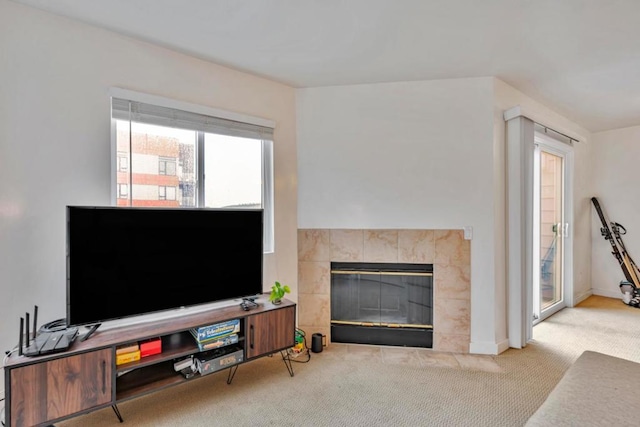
[226,364,239,384]
[226,351,294,385]
[112,404,123,423]
[280,350,294,377]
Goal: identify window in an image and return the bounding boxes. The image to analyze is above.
[117,152,129,172]
[158,185,176,201]
[159,157,176,176]
[118,183,128,199]
[110,90,275,252]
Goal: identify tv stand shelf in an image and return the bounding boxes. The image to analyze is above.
[4,295,296,427]
[117,361,186,401]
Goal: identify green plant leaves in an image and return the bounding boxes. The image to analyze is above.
[269,281,291,301]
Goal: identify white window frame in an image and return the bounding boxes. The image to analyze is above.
[117,183,128,198]
[109,88,276,253]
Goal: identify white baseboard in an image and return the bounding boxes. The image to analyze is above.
[469,340,506,355]
[496,338,511,354]
[574,290,593,305]
[591,287,623,300]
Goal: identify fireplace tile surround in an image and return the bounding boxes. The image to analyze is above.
[297,229,471,353]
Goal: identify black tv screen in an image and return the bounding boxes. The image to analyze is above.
[66,206,264,327]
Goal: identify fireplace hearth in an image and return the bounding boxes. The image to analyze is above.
[330,262,433,348]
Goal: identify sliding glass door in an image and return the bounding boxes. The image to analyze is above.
[533,134,570,324]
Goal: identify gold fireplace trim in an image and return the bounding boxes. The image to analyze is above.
[331,270,432,277]
[331,320,433,329]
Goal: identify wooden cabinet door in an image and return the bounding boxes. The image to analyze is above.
[246,306,295,359]
[10,348,113,427]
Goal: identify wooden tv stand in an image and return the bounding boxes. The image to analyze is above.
[4,296,296,427]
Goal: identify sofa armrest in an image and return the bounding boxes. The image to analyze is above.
[526,350,640,426]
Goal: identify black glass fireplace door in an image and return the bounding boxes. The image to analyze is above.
[330,262,433,348]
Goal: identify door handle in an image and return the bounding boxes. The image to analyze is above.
[101,359,106,394]
[250,324,254,349]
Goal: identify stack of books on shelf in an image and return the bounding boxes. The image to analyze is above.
[115,343,140,365]
[190,319,240,351]
[139,337,162,357]
[115,338,162,366]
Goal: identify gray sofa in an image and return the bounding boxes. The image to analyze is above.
[526,350,640,426]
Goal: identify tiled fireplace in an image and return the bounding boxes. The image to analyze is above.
[297,229,471,353]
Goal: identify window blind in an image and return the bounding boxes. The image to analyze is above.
[111,98,274,140]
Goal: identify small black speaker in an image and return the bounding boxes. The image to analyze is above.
[311,333,326,353]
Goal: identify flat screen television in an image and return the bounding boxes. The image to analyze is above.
[66,206,264,327]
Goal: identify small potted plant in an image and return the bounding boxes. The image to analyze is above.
[269,281,291,305]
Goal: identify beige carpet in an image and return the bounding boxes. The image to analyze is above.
[58,295,640,427]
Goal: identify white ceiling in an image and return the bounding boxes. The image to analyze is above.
[10,0,640,133]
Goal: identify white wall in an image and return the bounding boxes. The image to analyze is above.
[295,77,595,355]
[0,0,298,389]
[296,77,502,353]
[591,126,640,297]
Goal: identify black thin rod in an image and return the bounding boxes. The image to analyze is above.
[537,123,579,144]
[226,365,239,384]
[112,404,123,423]
[280,350,294,377]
